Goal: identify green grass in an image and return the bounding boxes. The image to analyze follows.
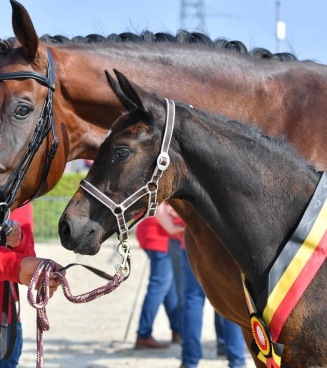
[33,173,85,242]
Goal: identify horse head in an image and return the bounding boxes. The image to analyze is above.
[0,1,61,207]
[59,70,185,254]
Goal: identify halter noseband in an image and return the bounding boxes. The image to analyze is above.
[0,47,58,226]
[79,98,175,274]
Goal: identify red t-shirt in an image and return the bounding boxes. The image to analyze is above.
[0,204,35,323]
[169,216,185,240]
[136,217,169,253]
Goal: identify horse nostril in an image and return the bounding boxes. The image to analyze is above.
[59,220,72,244]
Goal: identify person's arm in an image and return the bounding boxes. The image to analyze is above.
[0,247,63,298]
[6,220,36,257]
[156,203,185,236]
[0,246,26,283]
[0,219,32,282]
[9,205,36,257]
[0,219,62,297]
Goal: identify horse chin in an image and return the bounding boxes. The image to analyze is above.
[71,225,104,255]
[73,239,101,255]
[73,225,117,255]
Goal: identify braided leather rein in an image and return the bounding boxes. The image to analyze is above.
[27,259,124,368]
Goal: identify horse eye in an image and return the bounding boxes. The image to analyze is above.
[115,148,130,158]
[14,106,31,119]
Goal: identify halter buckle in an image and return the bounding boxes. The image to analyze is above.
[157,152,170,171]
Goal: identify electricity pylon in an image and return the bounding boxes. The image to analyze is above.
[180,0,205,31]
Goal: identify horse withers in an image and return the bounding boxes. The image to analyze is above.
[59,71,327,367]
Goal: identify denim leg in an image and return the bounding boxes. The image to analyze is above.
[137,250,177,338]
[168,239,184,329]
[0,322,23,368]
[215,312,225,345]
[162,268,179,333]
[214,312,226,354]
[223,318,245,368]
[181,249,205,368]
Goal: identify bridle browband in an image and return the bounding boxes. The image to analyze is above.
[0,47,58,224]
[79,98,175,275]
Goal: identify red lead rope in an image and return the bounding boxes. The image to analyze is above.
[27,259,124,368]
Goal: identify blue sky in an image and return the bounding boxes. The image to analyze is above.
[1,0,327,64]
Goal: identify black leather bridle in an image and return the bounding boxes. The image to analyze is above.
[0,47,58,225]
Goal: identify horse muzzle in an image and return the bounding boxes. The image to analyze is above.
[59,214,101,255]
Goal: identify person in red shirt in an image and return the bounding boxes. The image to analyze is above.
[0,204,62,367]
[135,202,185,349]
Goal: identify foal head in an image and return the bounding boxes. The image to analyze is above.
[59,70,187,254]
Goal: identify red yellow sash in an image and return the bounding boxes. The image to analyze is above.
[242,172,327,367]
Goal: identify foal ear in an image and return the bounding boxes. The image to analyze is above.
[104,70,137,111]
[112,69,157,113]
[10,0,39,60]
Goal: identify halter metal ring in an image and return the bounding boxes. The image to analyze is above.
[157,152,170,171]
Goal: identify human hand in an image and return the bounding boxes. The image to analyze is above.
[19,257,64,298]
[6,220,21,248]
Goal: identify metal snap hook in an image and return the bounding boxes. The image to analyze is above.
[116,241,131,277]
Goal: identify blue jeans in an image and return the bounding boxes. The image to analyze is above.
[168,238,184,329]
[137,250,179,338]
[181,249,205,368]
[181,250,245,368]
[0,322,22,368]
[215,314,245,368]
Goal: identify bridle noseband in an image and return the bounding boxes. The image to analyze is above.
[79,98,175,275]
[0,47,58,226]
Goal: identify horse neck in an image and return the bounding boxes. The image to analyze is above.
[50,43,307,162]
[173,110,319,297]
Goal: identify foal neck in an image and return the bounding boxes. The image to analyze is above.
[175,108,320,298]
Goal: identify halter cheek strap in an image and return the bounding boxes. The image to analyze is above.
[79,98,175,274]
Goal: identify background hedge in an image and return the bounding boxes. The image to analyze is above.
[42,172,85,197]
[33,173,85,242]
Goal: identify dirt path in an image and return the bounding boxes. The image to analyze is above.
[19,240,256,368]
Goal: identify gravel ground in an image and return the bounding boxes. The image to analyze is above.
[18,240,256,368]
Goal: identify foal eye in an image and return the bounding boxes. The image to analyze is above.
[115,148,130,158]
[14,106,31,119]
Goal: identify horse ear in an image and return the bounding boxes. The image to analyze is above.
[104,70,137,111]
[112,69,156,113]
[10,0,39,59]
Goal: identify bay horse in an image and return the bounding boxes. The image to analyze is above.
[2,1,327,366]
[59,71,327,367]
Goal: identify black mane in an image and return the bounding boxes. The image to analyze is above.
[1,30,299,62]
[177,100,317,174]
